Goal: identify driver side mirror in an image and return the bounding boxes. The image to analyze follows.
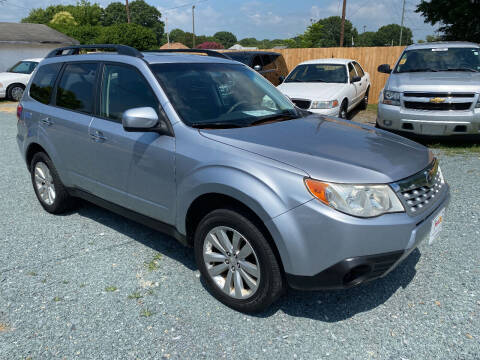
[278,75,285,83]
[253,64,262,71]
[351,76,361,83]
[122,107,170,135]
[378,64,392,74]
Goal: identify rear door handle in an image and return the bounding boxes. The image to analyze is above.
[41,117,52,126]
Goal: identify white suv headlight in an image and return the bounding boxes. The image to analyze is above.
[305,179,404,218]
[311,100,339,109]
[382,90,401,106]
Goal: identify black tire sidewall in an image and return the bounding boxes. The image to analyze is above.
[194,209,283,312]
[30,152,70,214]
[340,100,348,119]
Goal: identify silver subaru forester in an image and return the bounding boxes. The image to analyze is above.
[17,45,450,312]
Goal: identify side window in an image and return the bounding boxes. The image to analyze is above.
[262,55,277,70]
[30,63,62,105]
[252,55,263,69]
[354,62,365,77]
[100,64,158,122]
[348,63,357,82]
[56,63,97,114]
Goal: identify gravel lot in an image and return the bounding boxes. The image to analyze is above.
[1,108,479,359]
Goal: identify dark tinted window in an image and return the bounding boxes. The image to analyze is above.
[56,63,97,114]
[261,55,277,70]
[252,55,263,68]
[100,64,158,122]
[30,63,61,105]
[225,53,251,65]
[353,62,365,77]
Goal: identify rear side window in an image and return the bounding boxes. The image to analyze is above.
[30,63,61,105]
[56,63,97,114]
[100,64,158,122]
[261,55,277,70]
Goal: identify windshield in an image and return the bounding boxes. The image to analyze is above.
[285,64,348,83]
[150,63,299,128]
[394,47,480,73]
[224,53,250,65]
[8,61,39,74]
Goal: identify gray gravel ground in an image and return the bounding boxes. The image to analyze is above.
[1,111,479,359]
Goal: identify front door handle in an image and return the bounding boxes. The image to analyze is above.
[41,117,53,126]
[90,130,107,142]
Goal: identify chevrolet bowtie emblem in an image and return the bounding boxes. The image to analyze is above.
[430,97,446,104]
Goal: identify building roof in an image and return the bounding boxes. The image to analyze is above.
[160,42,189,49]
[0,22,78,45]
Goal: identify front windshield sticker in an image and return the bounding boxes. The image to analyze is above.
[242,110,276,117]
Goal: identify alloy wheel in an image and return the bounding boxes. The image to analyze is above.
[203,226,260,299]
[11,86,24,101]
[34,162,56,205]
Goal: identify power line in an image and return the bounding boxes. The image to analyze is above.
[162,0,208,12]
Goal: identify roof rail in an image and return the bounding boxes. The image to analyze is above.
[144,49,230,59]
[46,44,143,58]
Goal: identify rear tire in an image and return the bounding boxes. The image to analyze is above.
[30,152,75,214]
[194,208,284,313]
[360,87,369,110]
[7,84,25,101]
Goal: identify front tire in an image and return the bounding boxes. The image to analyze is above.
[194,208,284,313]
[30,152,74,214]
[339,99,349,119]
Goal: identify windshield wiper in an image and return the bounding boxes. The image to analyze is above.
[190,122,245,129]
[285,79,304,82]
[441,67,479,72]
[248,113,297,127]
[303,79,327,82]
[401,68,439,73]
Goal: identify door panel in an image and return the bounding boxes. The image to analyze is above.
[347,62,360,108]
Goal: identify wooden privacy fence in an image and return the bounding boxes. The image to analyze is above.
[226,46,406,104]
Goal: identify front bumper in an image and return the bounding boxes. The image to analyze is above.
[377,103,480,136]
[309,107,340,116]
[266,183,450,290]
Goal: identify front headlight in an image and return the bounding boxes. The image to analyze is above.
[382,90,401,106]
[0,82,4,89]
[311,99,339,109]
[305,179,405,218]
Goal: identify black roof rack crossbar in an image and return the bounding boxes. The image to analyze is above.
[144,49,230,59]
[46,44,143,58]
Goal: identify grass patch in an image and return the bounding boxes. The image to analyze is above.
[429,143,480,156]
[105,286,118,292]
[80,283,87,288]
[53,296,62,302]
[27,271,37,276]
[128,292,143,300]
[140,308,154,317]
[145,253,163,271]
[62,280,69,284]
[0,323,9,332]
[366,103,378,112]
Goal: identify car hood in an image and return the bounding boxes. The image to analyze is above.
[0,72,30,83]
[200,115,432,184]
[387,71,480,93]
[277,82,347,100]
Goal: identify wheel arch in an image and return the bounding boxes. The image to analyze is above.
[25,143,49,171]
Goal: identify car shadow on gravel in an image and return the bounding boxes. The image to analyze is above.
[257,249,421,322]
[74,201,197,271]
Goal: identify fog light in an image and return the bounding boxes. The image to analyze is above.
[384,120,392,126]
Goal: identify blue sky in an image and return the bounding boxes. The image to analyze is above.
[0,0,437,42]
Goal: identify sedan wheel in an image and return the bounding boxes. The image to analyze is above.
[203,226,260,299]
[9,86,24,101]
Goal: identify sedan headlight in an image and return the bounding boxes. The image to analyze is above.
[0,82,4,89]
[382,90,401,106]
[305,178,404,218]
[311,99,339,109]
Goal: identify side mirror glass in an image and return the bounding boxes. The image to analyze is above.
[378,64,392,74]
[122,107,159,132]
[351,76,361,83]
[253,64,262,71]
[278,75,285,83]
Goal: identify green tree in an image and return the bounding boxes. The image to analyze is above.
[102,0,164,42]
[23,1,102,26]
[357,31,376,47]
[374,24,413,46]
[22,5,68,24]
[300,17,358,47]
[50,11,77,27]
[96,23,157,50]
[213,31,237,48]
[416,0,480,42]
[239,37,259,47]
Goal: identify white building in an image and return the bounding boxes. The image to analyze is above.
[0,22,78,72]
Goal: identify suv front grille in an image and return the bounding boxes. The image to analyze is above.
[404,101,472,111]
[291,99,311,109]
[393,159,445,216]
[404,92,475,98]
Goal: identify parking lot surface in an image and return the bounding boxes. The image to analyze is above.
[1,110,479,359]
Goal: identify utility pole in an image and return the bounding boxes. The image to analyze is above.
[363,25,366,33]
[166,16,170,46]
[339,0,346,47]
[192,5,196,48]
[125,0,131,23]
[399,0,406,46]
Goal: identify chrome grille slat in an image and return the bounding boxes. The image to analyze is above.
[393,159,445,216]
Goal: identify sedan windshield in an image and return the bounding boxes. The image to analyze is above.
[284,64,348,83]
[150,63,299,128]
[8,61,39,74]
[394,47,480,73]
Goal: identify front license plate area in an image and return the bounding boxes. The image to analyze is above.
[429,208,445,245]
